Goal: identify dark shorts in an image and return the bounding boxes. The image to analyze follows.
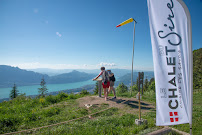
[102,81,110,88]
[110,81,114,86]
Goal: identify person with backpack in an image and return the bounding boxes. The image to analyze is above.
[93,67,110,101]
[107,70,116,99]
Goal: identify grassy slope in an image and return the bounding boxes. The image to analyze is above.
[0,90,201,135]
[0,92,159,135]
[0,93,86,133]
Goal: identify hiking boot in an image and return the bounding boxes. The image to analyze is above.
[112,97,116,99]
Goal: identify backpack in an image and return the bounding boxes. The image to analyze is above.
[109,75,116,82]
[102,71,109,85]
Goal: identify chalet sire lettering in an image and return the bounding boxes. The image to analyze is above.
[157,0,182,110]
[148,0,192,126]
[158,0,182,46]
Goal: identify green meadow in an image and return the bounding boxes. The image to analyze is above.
[0,88,201,135]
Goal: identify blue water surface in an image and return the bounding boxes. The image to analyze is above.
[0,80,96,99]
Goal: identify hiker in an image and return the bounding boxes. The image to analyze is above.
[107,70,116,99]
[92,67,110,101]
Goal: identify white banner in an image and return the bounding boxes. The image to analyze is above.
[147,0,192,126]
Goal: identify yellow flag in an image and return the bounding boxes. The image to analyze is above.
[116,18,134,28]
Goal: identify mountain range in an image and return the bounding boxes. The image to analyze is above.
[0,65,96,88]
[48,70,95,84]
[27,68,133,77]
[25,68,155,86]
[0,65,154,88]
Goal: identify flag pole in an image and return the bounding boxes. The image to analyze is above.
[131,19,137,96]
[188,8,193,135]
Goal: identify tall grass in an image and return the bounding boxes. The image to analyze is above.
[0,92,88,134]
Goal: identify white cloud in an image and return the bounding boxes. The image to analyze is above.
[98,62,116,67]
[33,8,39,13]
[56,32,62,37]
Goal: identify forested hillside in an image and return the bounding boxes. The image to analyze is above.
[0,65,49,88]
[193,48,202,89]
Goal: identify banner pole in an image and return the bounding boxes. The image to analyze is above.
[189,13,193,135]
[131,20,137,96]
[189,18,193,135]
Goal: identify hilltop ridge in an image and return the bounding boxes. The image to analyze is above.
[0,65,96,88]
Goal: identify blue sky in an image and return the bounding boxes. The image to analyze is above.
[0,0,201,70]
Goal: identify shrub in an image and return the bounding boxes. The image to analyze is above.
[116,83,128,94]
[39,98,45,105]
[68,93,77,99]
[131,84,138,92]
[0,114,21,133]
[0,115,19,127]
[15,93,26,101]
[25,112,37,122]
[57,92,68,100]
[45,95,60,104]
[148,81,155,92]
[43,107,60,117]
[80,90,90,95]
[32,98,40,106]
[93,81,99,95]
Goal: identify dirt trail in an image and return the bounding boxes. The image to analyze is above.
[77,96,155,114]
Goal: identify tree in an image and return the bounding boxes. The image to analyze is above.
[116,82,128,94]
[144,77,149,91]
[149,77,155,85]
[128,77,138,92]
[10,83,19,99]
[80,89,90,95]
[148,81,155,92]
[38,77,48,97]
[93,81,99,95]
[131,84,138,92]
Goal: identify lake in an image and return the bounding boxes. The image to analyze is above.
[0,79,96,99]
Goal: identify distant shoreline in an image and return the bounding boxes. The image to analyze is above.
[0,84,95,103]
